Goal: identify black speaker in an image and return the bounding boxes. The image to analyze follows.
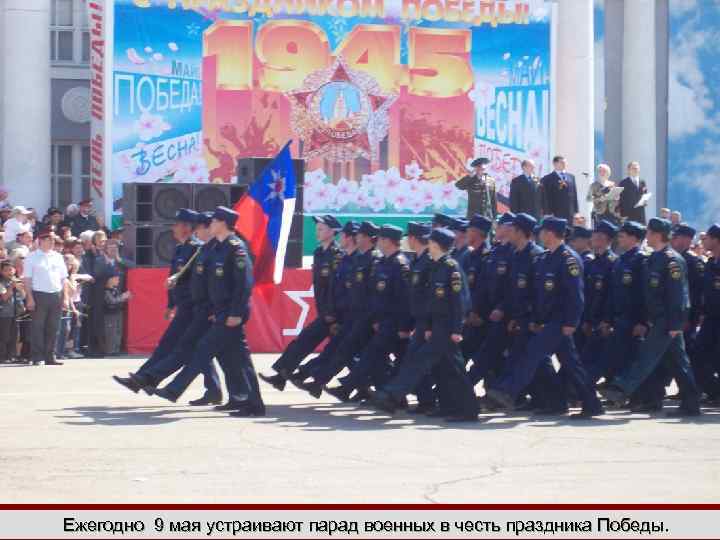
[123,223,175,267]
[122,183,192,223]
[193,183,247,212]
[236,157,272,187]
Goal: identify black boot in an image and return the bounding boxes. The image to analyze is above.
[189,392,223,406]
[112,375,141,393]
[259,372,287,391]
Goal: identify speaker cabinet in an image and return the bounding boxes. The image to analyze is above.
[122,183,192,223]
[193,184,247,212]
[123,223,175,267]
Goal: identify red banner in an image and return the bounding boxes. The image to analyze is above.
[126,267,317,354]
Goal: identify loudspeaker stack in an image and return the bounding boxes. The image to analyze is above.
[122,157,304,268]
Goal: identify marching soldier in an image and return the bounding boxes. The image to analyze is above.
[455,157,497,221]
[461,214,492,357]
[591,221,648,387]
[671,224,705,348]
[112,210,221,403]
[599,218,700,417]
[569,225,594,354]
[485,216,604,419]
[296,221,381,399]
[449,218,471,267]
[153,207,265,417]
[370,228,479,422]
[325,225,412,402]
[576,220,618,380]
[259,214,342,390]
[466,213,515,385]
[691,224,720,401]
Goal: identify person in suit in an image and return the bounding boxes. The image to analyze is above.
[618,161,648,224]
[509,160,543,219]
[540,155,578,221]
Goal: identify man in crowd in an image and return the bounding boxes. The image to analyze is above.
[23,229,68,366]
[618,161,648,224]
[510,159,543,219]
[70,199,100,237]
[541,155,579,220]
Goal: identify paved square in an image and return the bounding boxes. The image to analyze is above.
[2,356,719,503]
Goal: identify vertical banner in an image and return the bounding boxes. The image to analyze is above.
[106,0,552,227]
[88,0,110,220]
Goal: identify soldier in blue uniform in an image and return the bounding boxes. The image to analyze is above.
[112,209,221,403]
[432,213,454,229]
[691,224,720,401]
[259,214,342,391]
[496,213,563,412]
[575,220,618,385]
[288,221,360,387]
[485,216,604,419]
[369,228,480,422]
[461,215,492,358]
[153,207,265,417]
[569,225,594,355]
[449,218,471,267]
[325,225,412,402]
[671,224,705,349]
[296,221,381,399]
[590,221,648,387]
[466,212,515,385]
[599,218,701,417]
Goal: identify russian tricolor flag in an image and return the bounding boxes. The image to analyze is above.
[233,141,296,288]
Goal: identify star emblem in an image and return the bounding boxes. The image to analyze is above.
[282,286,314,337]
[265,169,286,202]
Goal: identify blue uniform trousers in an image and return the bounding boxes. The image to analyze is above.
[272,317,330,375]
[311,315,373,385]
[467,321,510,385]
[495,322,602,413]
[383,320,477,416]
[337,322,398,391]
[164,322,263,409]
[138,305,220,395]
[690,318,720,399]
[613,321,700,412]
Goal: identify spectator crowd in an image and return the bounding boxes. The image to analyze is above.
[0,198,133,365]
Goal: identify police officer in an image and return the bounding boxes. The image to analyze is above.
[370,228,480,422]
[449,218,471,267]
[691,224,720,401]
[671,224,705,348]
[485,216,604,419]
[466,212,514,385]
[297,221,381,398]
[259,214,342,390]
[590,221,648,387]
[455,157,497,221]
[112,210,221,403]
[325,225,412,402]
[461,215,493,357]
[154,207,265,417]
[599,218,700,417]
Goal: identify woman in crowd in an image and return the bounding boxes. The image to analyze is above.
[56,254,92,360]
[587,163,621,226]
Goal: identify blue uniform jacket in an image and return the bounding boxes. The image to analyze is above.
[207,234,254,322]
[583,250,617,326]
[427,254,469,335]
[682,249,705,326]
[190,238,216,310]
[534,244,584,327]
[644,246,689,332]
[312,242,342,319]
[604,246,647,326]
[168,239,198,310]
[369,250,413,332]
[502,241,545,321]
[702,256,720,320]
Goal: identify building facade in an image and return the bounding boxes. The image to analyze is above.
[0,0,715,227]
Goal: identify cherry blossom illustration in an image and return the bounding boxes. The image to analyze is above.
[126,48,146,65]
[134,112,171,142]
[174,155,209,183]
[335,178,359,208]
[404,160,423,180]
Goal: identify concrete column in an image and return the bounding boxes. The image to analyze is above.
[554,0,595,220]
[622,0,657,216]
[0,0,51,211]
